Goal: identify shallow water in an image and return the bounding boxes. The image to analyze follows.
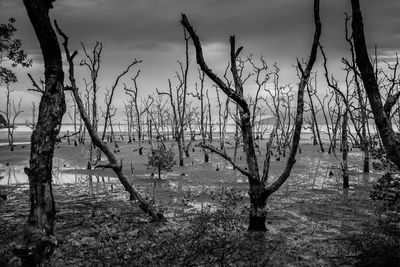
[0,145,384,207]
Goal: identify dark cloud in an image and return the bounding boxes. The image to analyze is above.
[0,0,399,122]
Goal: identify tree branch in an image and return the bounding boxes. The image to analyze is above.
[199,143,254,181]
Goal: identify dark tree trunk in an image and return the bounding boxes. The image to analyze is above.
[307,84,324,152]
[17,0,66,264]
[342,110,349,189]
[248,183,267,231]
[184,147,190,158]
[176,134,184,166]
[351,0,400,170]
[204,152,209,163]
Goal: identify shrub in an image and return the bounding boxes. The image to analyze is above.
[147,145,175,179]
[370,172,400,212]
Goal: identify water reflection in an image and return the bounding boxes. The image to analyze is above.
[0,165,25,185]
[0,163,115,195]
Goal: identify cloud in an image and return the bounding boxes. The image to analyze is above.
[1,0,400,122]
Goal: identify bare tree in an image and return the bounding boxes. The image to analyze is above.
[189,69,209,162]
[101,60,140,143]
[124,70,150,153]
[248,56,270,134]
[157,30,190,165]
[55,22,165,223]
[342,13,370,172]
[205,88,214,142]
[181,0,321,231]
[25,101,37,130]
[158,79,185,165]
[67,91,79,146]
[143,96,155,149]
[264,64,296,157]
[314,92,334,153]
[0,83,23,150]
[306,73,325,152]
[351,0,400,170]
[123,99,134,143]
[185,101,199,141]
[80,41,102,163]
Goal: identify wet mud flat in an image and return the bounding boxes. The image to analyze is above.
[0,141,399,266]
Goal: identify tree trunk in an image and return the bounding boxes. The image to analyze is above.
[248,183,267,231]
[307,83,324,152]
[342,110,349,189]
[17,0,66,264]
[177,134,184,166]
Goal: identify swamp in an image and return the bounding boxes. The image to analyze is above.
[1,0,400,266]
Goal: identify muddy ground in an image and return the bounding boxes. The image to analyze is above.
[0,137,399,266]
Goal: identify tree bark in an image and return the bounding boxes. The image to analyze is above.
[248,183,267,231]
[18,0,66,264]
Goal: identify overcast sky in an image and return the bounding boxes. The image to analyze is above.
[1,0,400,122]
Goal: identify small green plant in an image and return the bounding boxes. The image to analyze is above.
[147,145,175,179]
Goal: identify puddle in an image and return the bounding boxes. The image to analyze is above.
[0,162,117,196]
[0,145,384,208]
[0,142,30,147]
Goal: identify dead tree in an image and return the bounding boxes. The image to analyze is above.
[16,1,67,264]
[66,91,80,146]
[341,13,370,172]
[100,89,119,144]
[264,64,295,157]
[147,94,168,140]
[248,56,270,137]
[205,88,214,142]
[55,22,165,223]
[124,71,151,153]
[181,0,321,231]
[0,83,23,151]
[143,97,155,149]
[341,76,350,189]
[123,99,134,143]
[101,60,140,143]
[351,0,400,169]
[25,101,37,130]
[180,30,190,156]
[185,101,199,141]
[189,69,209,162]
[157,30,190,165]
[80,41,102,163]
[306,73,324,151]
[158,79,185,165]
[215,85,230,151]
